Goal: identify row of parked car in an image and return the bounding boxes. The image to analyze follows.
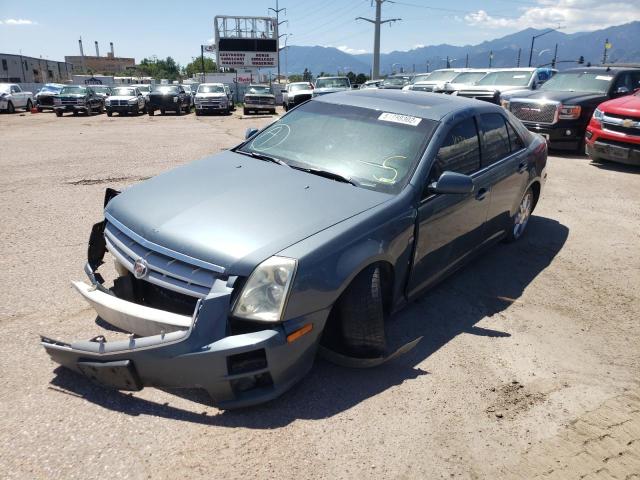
[278,65,640,165]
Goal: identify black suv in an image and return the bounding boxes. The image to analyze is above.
[147,85,191,116]
[502,66,640,151]
[53,85,105,117]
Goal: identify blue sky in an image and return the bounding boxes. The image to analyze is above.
[1,0,639,65]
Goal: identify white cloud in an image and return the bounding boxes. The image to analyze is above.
[336,45,368,55]
[413,44,425,49]
[1,18,37,26]
[464,1,640,32]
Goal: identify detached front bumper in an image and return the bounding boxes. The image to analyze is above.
[41,216,325,408]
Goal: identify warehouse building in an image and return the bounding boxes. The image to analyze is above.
[65,40,135,74]
[0,53,74,83]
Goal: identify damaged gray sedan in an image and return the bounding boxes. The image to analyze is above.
[42,90,547,408]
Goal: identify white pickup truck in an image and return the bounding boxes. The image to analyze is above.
[0,83,34,113]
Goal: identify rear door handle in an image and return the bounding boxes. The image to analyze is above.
[475,187,488,201]
[518,161,528,173]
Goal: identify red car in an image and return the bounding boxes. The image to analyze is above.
[586,91,640,165]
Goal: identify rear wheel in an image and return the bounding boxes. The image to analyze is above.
[106,110,113,117]
[160,109,165,115]
[55,110,63,117]
[336,265,387,357]
[176,104,182,116]
[505,188,534,242]
[86,105,93,116]
[37,105,43,112]
[243,107,249,115]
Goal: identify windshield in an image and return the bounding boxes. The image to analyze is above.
[477,71,532,86]
[451,71,488,84]
[182,85,192,92]
[60,86,86,95]
[198,85,225,93]
[134,85,150,93]
[540,72,613,93]
[315,78,350,89]
[91,86,110,93]
[41,85,62,93]
[412,74,431,83]
[383,77,410,86]
[289,83,311,92]
[153,85,179,94]
[237,101,437,194]
[113,87,136,96]
[423,70,459,82]
[247,86,271,94]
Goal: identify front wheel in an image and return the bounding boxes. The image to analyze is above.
[86,105,93,116]
[505,188,534,242]
[106,110,113,117]
[336,265,387,357]
[26,100,33,111]
[6,101,15,114]
[55,110,63,117]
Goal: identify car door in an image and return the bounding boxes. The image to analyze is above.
[11,85,25,107]
[479,113,530,240]
[407,116,493,298]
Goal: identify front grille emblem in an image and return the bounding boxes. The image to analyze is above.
[622,119,634,128]
[133,258,149,279]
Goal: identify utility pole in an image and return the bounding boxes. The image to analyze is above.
[356,0,401,78]
[516,48,521,67]
[446,56,450,68]
[200,44,205,82]
[269,0,287,83]
[489,50,493,68]
[465,53,469,68]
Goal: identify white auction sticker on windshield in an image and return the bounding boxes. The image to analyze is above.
[513,75,526,78]
[596,75,613,81]
[378,112,422,126]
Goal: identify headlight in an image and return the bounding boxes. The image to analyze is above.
[195,97,202,104]
[77,98,85,104]
[128,98,137,104]
[105,99,111,105]
[593,108,604,122]
[233,256,297,322]
[558,105,581,120]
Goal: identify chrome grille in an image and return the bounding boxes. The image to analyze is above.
[509,101,558,124]
[245,96,274,104]
[60,98,79,105]
[602,114,640,136]
[104,220,220,298]
[412,85,434,92]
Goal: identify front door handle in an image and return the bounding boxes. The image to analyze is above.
[475,187,488,201]
[518,161,528,173]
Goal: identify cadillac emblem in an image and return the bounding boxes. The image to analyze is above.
[133,258,149,279]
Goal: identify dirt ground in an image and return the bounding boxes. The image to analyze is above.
[0,108,638,480]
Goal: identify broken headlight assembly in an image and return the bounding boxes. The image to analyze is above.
[233,256,297,322]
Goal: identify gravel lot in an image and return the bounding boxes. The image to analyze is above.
[1,109,639,479]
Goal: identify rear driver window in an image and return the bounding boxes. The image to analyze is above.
[429,118,481,183]
[479,113,511,167]
[506,122,525,152]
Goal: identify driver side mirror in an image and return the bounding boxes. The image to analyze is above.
[245,127,259,139]
[428,171,475,195]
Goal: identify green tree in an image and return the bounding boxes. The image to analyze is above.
[183,57,217,77]
[346,71,356,84]
[287,74,304,82]
[136,56,182,81]
[355,73,368,84]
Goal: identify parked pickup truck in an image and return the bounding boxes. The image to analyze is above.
[195,83,231,115]
[0,83,34,113]
[403,69,468,93]
[147,84,191,116]
[105,86,146,116]
[282,82,314,111]
[454,68,556,104]
[312,76,351,97]
[503,67,640,150]
[243,85,276,115]
[35,83,65,111]
[586,90,640,165]
[53,85,104,116]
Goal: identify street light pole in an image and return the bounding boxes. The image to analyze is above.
[528,27,563,67]
[356,0,401,78]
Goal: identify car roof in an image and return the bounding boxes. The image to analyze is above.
[562,66,640,73]
[314,89,502,121]
[199,83,224,86]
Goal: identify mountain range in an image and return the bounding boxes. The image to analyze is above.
[280,21,640,76]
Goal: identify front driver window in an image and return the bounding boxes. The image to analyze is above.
[428,118,481,186]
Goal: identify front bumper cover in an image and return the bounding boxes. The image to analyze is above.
[41,213,324,409]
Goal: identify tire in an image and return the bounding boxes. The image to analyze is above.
[337,265,387,357]
[7,101,15,114]
[99,103,104,114]
[243,107,248,115]
[86,105,93,116]
[283,103,289,111]
[37,106,43,112]
[55,110,63,117]
[160,109,165,115]
[505,187,534,242]
[106,110,113,117]
[195,110,201,116]
[26,99,33,111]
[176,104,182,116]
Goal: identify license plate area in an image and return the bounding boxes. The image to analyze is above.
[77,359,142,391]
[605,145,629,160]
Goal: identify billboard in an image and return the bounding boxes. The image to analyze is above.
[214,16,278,69]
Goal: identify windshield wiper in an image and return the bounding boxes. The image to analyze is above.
[290,165,358,186]
[236,150,289,167]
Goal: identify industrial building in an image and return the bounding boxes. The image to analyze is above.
[65,40,135,74]
[0,53,74,83]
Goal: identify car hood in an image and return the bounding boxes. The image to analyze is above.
[108,95,136,101]
[196,93,227,99]
[599,94,640,115]
[508,90,607,104]
[58,94,85,98]
[105,150,391,275]
[37,91,59,97]
[460,84,530,93]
